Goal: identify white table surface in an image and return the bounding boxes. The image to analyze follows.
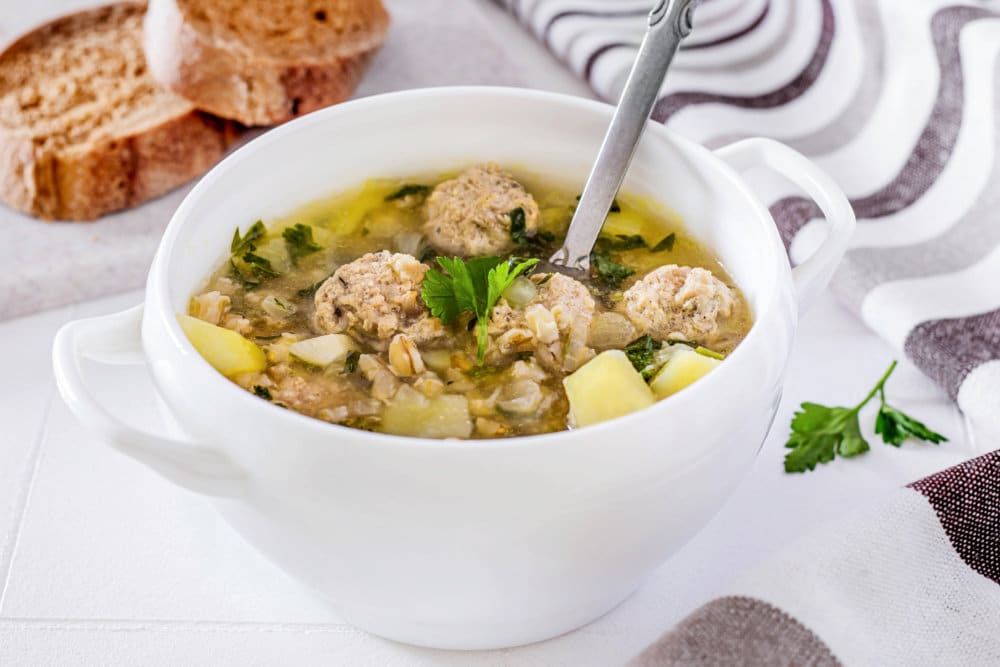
[0,1,978,665]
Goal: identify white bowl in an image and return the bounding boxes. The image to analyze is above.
[53,87,854,650]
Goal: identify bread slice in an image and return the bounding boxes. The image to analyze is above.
[0,2,239,221]
[144,0,389,126]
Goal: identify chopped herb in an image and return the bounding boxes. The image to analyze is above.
[419,246,438,264]
[590,249,635,288]
[535,273,554,286]
[510,207,529,244]
[297,275,331,297]
[342,350,361,374]
[515,350,534,361]
[624,334,662,380]
[282,224,322,263]
[464,365,504,379]
[784,361,948,473]
[230,222,276,286]
[651,233,676,253]
[595,234,647,251]
[421,255,539,364]
[509,208,556,252]
[253,385,273,401]
[231,221,266,255]
[695,346,724,360]
[385,184,432,202]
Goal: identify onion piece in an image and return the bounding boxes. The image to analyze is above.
[261,294,297,319]
[587,312,636,350]
[502,275,537,307]
[393,231,425,258]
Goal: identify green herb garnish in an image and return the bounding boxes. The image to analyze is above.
[342,350,361,374]
[784,361,948,473]
[253,385,273,401]
[385,184,431,202]
[231,221,266,255]
[590,249,635,288]
[282,224,322,263]
[651,233,676,253]
[510,207,529,245]
[695,346,724,360]
[624,334,662,380]
[421,255,539,364]
[297,275,331,297]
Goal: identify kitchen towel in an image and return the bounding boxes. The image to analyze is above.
[496,0,1000,445]
[630,448,1000,666]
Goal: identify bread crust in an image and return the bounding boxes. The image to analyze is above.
[144,0,387,126]
[0,2,240,221]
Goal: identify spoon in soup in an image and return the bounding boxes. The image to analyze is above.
[540,0,695,277]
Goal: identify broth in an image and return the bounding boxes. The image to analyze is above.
[185,164,752,438]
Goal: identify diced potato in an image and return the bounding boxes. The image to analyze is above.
[381,394,473,439]
[289,334,358,367]
[563,350,655,428]
[178,314,266,376]
[649,347,721,399]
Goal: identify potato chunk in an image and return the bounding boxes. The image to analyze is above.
[178,314,266,376]
[563,350,654,428]
[649,347,721,399]
[381,394,473,439]
[289,334,357,367]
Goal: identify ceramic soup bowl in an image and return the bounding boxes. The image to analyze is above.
[53,87,854,650]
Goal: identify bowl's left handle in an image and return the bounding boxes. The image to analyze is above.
[714,138,856,313]
[53,305,246,498]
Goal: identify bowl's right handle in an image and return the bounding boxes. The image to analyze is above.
[52,305,246,498]
[714,138,856,313]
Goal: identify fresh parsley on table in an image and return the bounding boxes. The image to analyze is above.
[784,361,948,473]
[421,256,539,364]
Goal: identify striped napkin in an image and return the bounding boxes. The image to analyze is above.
[497,0,1000,663]
[496,0,1000,444]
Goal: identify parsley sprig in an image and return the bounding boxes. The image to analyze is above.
[784,361,947,473]
[421,256,539,364]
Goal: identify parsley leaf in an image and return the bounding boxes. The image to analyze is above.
[421,256,539,364]
[342,350,360,374]
[651,233,676,253]
[231,221,266,255]
[784,361,948,473]
[253,385,273,401]
[385,184,431,202]
[590,249,635,288]
[282,224,322,263]
[624,334,662,380]
[510,207,529,245]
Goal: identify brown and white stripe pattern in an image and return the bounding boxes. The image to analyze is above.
[496,0,1000,442]
[628,451,1000,665]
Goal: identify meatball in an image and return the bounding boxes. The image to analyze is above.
[424,163,540,257]
[622,265,738,345]
[489,273,596,372]
[313,250,444,349]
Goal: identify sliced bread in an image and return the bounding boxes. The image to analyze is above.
[144,0,389,126]
[0,2,239,221]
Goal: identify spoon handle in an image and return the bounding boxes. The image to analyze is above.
[550,0,695,271]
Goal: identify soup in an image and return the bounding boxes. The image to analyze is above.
[182,163,751,438]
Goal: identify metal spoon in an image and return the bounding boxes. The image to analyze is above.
[539,0,695,277]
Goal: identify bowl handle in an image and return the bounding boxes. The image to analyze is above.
[52,305,246,497]
[714,138,856,312]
